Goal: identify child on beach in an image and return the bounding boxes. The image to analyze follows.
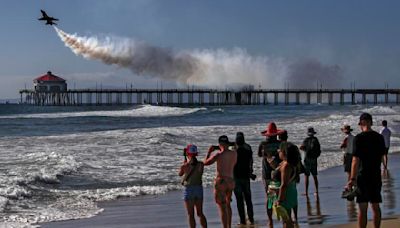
[179,144,208,228]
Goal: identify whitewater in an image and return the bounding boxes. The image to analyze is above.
[0,104,399,227]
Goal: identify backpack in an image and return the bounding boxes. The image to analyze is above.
[305,137,321,158]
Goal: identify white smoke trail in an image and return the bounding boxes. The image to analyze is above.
[54,27,287,88]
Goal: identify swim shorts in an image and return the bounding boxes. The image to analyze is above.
[183,185,203,201]
[304,158,318,176]
[214,176,235,204]
[356,178,382,203]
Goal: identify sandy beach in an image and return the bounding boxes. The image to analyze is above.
[41,153,400,228]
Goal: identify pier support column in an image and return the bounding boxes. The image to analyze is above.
[284,93,289,105]
[274,93,278,105]
[362,93,366,105]
[106,93,112,105]
[351,93,355,105]
[178,93,183,105]
[137,93,142,104]
[340,93,344,105]
[208,92,213,105]
[263,93,268,105]
[188,92,193,105]
[170,93,174,105]
[117,93,122,105]
[317,92,322,104]
[374,94,378,105]
[147,93,152,104]
[86,93,92,105]
[296,93,300,105]
[199,93,204,105]
[385,93,389,104]
[328,93,333,105]
[256,93,260,105]
[126,93,132,105]
[307,93,311,104]
[397,93,400,104]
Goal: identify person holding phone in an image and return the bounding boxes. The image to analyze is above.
[204,135,237,228]
[179,144,207,228]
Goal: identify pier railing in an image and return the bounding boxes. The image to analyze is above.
[19,88,400,106]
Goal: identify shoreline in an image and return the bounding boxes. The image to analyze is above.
[40,153,400,227]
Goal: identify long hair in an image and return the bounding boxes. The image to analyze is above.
[279,142,300,167]
[189,155,198,166]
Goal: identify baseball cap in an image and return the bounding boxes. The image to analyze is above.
[185,144,198,156]
[218,135,230,145]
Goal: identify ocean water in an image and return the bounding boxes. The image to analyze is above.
[0,104,399,227]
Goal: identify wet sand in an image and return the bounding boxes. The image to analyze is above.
[41,154,400,227]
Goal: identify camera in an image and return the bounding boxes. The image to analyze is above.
[341,186,359,201]
[250,173,257,180]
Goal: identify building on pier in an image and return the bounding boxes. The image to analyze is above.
[34,71,67,92]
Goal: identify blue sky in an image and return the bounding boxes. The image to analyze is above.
[1,0,400,98]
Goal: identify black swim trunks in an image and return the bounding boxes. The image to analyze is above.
[356,177,382,203]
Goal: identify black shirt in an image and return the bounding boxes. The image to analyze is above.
[234,143,253,179]
[258,138,281,180]
[353,130,385,181]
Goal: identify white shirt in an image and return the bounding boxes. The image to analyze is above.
[380,127,391,148]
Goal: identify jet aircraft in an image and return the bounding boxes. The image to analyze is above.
[38,10,58,25]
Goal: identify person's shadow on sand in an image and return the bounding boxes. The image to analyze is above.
[306,195,326,225]
[346,200,357,222]
[382,169,396,213]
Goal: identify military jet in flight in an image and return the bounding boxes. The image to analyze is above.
[38,10,58,25]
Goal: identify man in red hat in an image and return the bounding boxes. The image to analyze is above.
[258,122,283,227]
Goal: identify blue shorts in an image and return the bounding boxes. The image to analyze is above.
[183,185,203,201]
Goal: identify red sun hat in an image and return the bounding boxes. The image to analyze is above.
[261,122,284,137]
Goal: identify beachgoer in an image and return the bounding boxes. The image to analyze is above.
[340,124,354,182]
[204,135,237,228]
[347,113,386,228]
[300,127,321,195]
[273,142,300,228]
[379,120,391,170]
[279,130,300,224]
[258,122,283,227]
[179,144,208,228]
[233,132,255,225]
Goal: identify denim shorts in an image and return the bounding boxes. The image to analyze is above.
[183,185,203,201]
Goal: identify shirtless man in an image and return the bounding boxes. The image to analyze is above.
[204,135,238,228]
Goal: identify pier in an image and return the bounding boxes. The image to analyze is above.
[19,88,400,106]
